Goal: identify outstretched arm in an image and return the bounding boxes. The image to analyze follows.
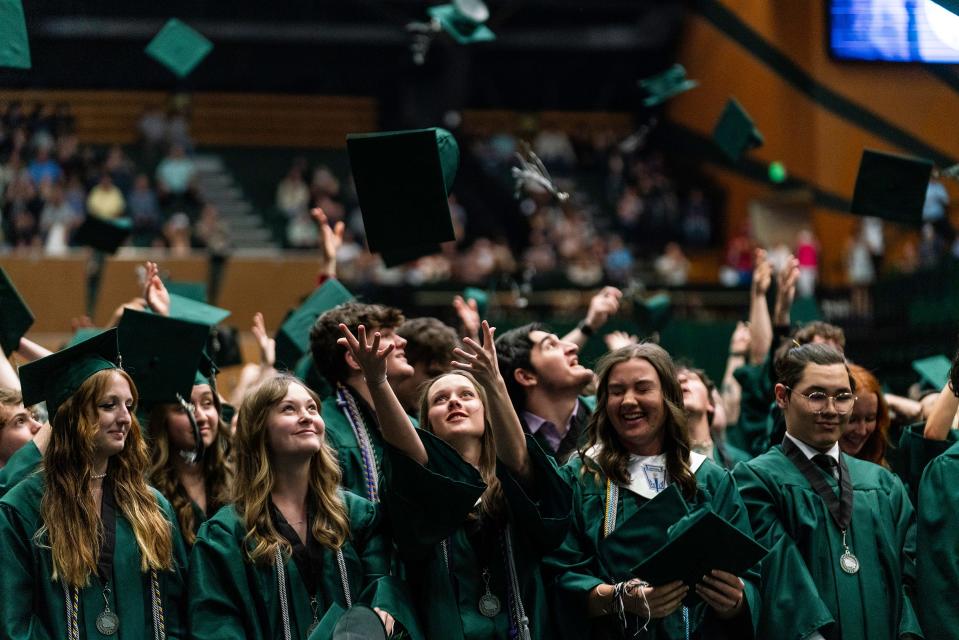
[923,379,958,441]
[143,261,170,317]
[338,324,427,465]
[452,295,481,343]
[562,286,622,348]
[748,249,772,364]
[312,207,344,281]
[452,321,531,480]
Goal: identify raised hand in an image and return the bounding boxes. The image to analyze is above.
[142,261,170,317]
[584,286,623,331]
[696,570,745,619]
[452,294,481,341]
[624,580,688,619]
[451,320,502,391]
[729,321,750,355]
[751,249,772,298]
[773,255,800,324]
[251,312,276,368]
[604,330,639,352]
[337,324,393,385]
[311,207,345,278]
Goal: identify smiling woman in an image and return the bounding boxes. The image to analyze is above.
[840,364,890,468]
[0,329,188,639]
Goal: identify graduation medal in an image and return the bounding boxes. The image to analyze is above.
[839,530,859,574]
[478,568,501,617]
[96,610,120,635]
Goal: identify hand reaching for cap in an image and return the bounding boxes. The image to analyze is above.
[451,320,503,392]
[751,248,772,299]
[337,324,392,386]
[452,295,481,342]
[604,330,639,352]
[311,207,345,279]
[251,312,276,369]
[584,286,623,332]
[143,261,170,317]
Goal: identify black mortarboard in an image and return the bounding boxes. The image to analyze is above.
[347,128,459,267]
[74,216,132,255]
[117,308,210,409]
[0,267,34,355]
[631,509,768,606]
[275,279,354,370]
[850,149,933,226]
[19,328,119,421]
[713,98,764,162]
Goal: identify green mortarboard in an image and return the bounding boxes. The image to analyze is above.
[639,64,698,107]
[117,309,210,409]
[636,293,672,332]
[347,128,459,267]
[145,18,213,78]
[330,604,388,640]
[428,0,496,45]
[912,355,952,391]
[195,348,219,387]
[165,281,208,303]
[463,286,488,319]
[275,279,354,370]
[631,508,768,607]
[850,149,933,226]
[932,1,959,16]
[168,292,231,326]
[19,328,119,421]
[74,215,133,255]
[0,267,34,355]
[65,327,107,349]
[0,0,30,69]
[713,98,764,162]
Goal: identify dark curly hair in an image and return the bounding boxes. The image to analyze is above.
[494,322,543,414]
[397,317,458,372]
[309,302,405,386]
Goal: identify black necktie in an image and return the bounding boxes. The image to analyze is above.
[813,454,839,479]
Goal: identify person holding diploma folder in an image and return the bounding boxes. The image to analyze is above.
[339,320,572,639]
[544,343,760,639]
[734,344,922,640]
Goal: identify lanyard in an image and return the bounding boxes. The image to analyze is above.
[781,437,853,532]
[336,384,380,502]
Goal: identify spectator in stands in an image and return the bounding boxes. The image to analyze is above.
[39,182,81,255]
[0,152,23,198]
[3,173,42,247]
[104,144,135,195]
[156,143,198,208]
[52,102,75,138]
[275,160,309,217]
[193,203,231,255]
[533,126,577,176]
[138,105,168,163]
[286,209,319,250]
[682,187,712,247]
[27,144,62,187]
[163,212,192,256]
[795,229,819,298]
[86,171,126,220]
[654,241,690,286]
[128,174,161,246]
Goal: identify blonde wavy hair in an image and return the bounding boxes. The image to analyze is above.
[148,386,235,546]
[39,369,174,588]
[579,344,698,500]
[418,371,507,525]
[234,373,349,565]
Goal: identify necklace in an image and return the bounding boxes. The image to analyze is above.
[91,472,107,480]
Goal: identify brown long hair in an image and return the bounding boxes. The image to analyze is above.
[148,388,235,546]
[39,369,174,587]
[418,371,507,525]
[579,344,698,500]
[847,364,891,468]
[233,373,350,565]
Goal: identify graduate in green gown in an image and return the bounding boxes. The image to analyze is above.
[545,343,760,640]
[733,343,922,640]
[916,438,959,639]
[310,301,416,501]
[340,320,573,640]
[0,329,188,639]
[189,373,420,639]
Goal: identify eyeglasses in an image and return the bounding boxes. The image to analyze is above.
[784,387,857,414]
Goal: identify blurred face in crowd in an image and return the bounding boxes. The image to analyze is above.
[606,357,666,456]
[379,328,415,382]
[426,374,486,446]
[266,382,324,460]
[167,384,220,451]
[777,363,853,452]
[841,391,878,457]
[525,330,593,394]
[0,402,42,467]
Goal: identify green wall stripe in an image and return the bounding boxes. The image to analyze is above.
[692,0,955,167]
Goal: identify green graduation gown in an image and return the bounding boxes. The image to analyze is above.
[188,490,421,640]
[545,453,761,639]
[734,446,922,640]
[384,429,572,640]
[0,439,41,498]
[0,472,189,639]
[916,439,959,639]
[894,422,959,505]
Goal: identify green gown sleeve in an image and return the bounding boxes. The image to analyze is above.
[730,363,774,458]
[916,443,959,639]
[732,461,835,640]
[888,474,922,639]
[0,440,41,498]
[0,500,55,639]
[894,422,959,504]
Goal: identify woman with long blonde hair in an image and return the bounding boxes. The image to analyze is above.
[544,343,761,639]
[0,329,188,638]
[340,320,572,639]
[188,372,419,638]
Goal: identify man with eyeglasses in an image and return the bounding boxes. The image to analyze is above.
[734,343,922,640]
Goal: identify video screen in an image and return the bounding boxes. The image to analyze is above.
[830,0,959,62]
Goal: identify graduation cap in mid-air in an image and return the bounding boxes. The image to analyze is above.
[850,149,933,226]
[0,267,34,355]
[145,18,213,78]
[713,98,764,162]
[428,0,496,45]
[639,64,698,107]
